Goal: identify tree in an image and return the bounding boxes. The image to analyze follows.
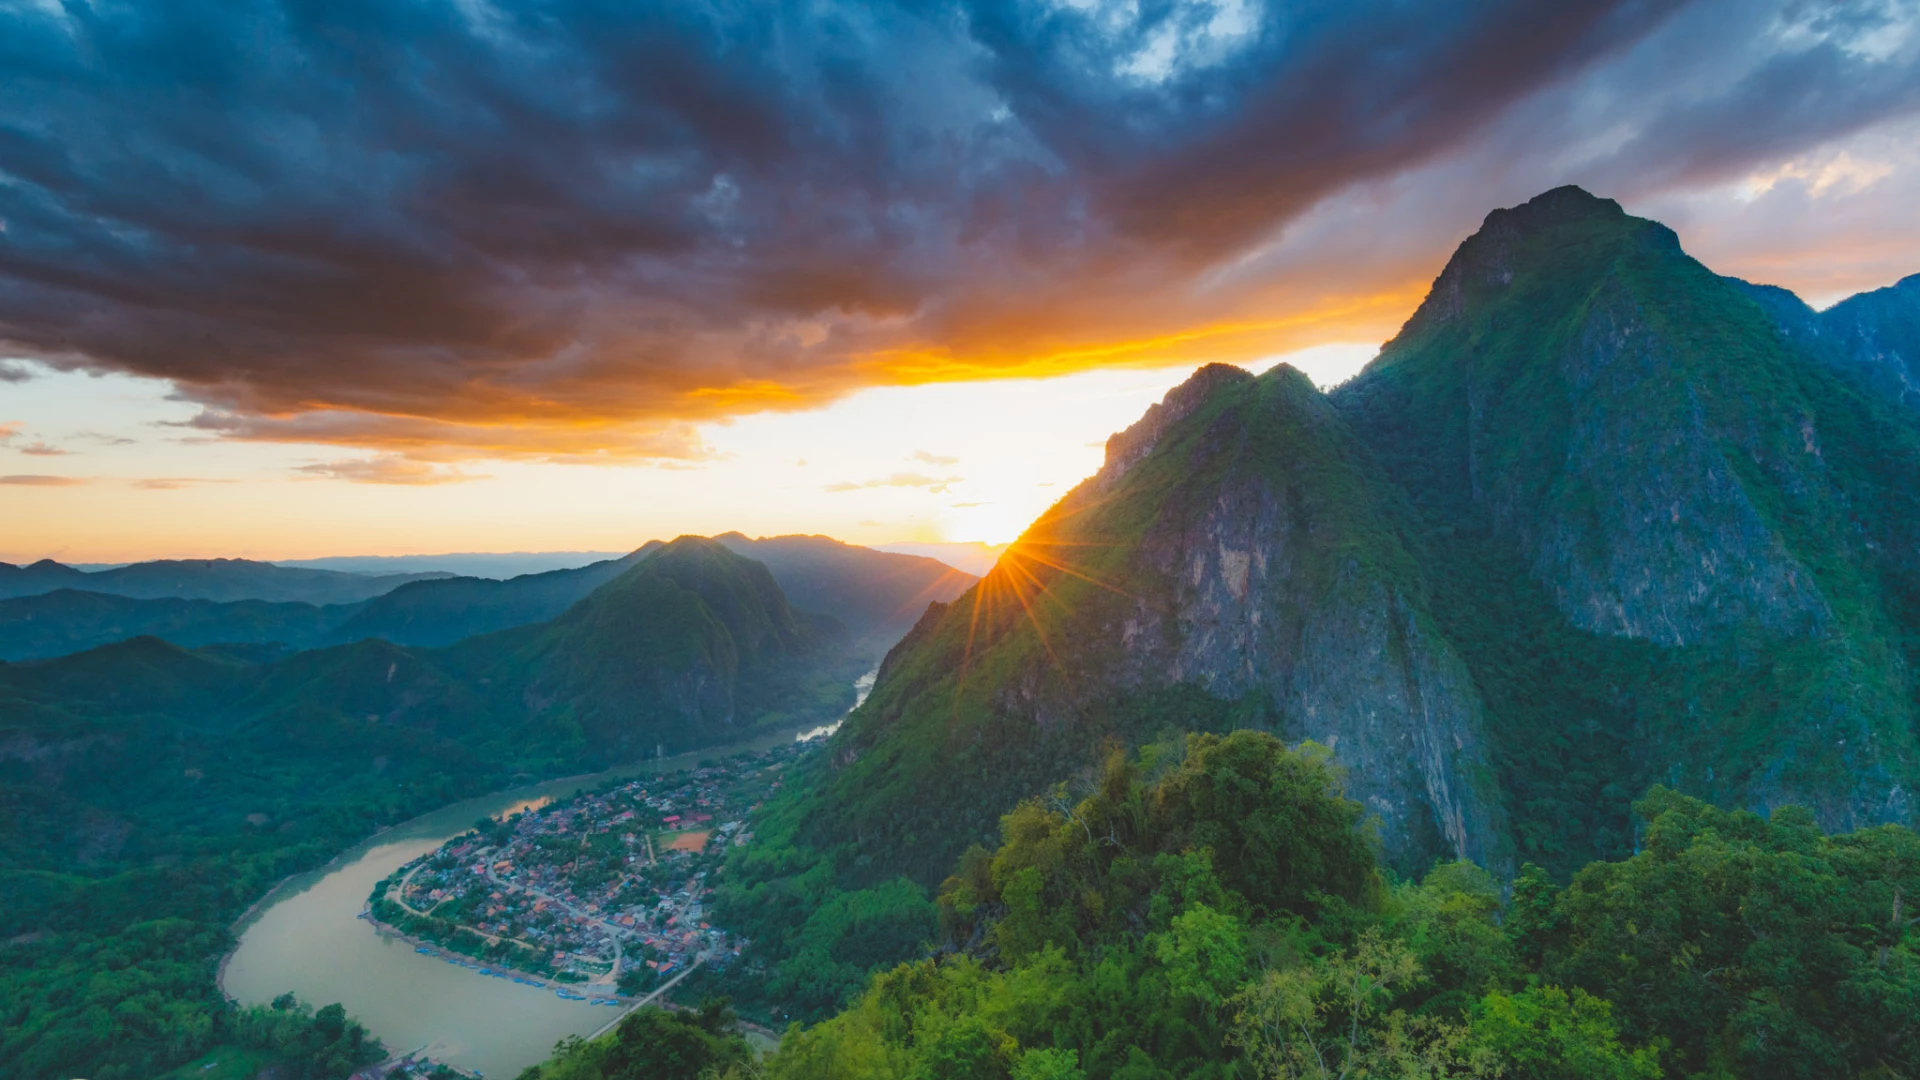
[1228,931,1487,1080]
[1469,987,1660,1080]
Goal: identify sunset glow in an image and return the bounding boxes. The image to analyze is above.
[3,0,1918,561]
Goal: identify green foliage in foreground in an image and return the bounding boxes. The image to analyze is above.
[517,999,754,1080]
[691,732,1917,1080]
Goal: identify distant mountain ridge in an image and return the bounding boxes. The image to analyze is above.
[276,551,629,578]
[754,186,1920,894]
[713,533,976,652]
[0,537,866,770]
[1733,271,1920,409]
[0,557,450,605]
[0,537,975,662]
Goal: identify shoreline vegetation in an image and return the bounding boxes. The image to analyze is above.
[200,716,851,1079]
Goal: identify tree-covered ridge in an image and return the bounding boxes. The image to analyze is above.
[720,732,1917,1079]
[1338,185,1920,868]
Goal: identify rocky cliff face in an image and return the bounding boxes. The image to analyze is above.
[1342,185,1920,843]
[1518,278,1831,647]
[1369,188,1832,648]
[832,365,1506,878]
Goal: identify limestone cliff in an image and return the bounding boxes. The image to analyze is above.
[1341,186,1920,845]
[828,365,1507,880]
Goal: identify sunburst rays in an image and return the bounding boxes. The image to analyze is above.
[946,519,1142,722]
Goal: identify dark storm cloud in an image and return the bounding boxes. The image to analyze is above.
[1583,0,1920,192]
[0,0,1905,460]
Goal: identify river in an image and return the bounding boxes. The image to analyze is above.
[222,671,872,1078]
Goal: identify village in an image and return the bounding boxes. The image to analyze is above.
[368,736,816,1003]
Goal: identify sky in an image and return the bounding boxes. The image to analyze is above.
[3,0,1919,563]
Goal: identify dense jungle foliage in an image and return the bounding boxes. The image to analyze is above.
[621,732,1920,1079]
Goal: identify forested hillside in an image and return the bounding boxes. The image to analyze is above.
[0,538,863,1080]
[559,732,1920,1079]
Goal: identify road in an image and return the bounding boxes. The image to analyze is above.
[388,859,546,955]
[585,958,705,1041]
[483,863,632,986]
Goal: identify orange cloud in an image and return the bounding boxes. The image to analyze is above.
[293,456,488,486]
[825,472,964,495]
[0,474,85,486]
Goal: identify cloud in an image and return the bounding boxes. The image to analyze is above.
[17,441,65,456]
[0,361,36,383]
[0,0,1912,466]
[0,422,20,443]
[71,431,138,446]
[130,477,233,490]
[825,472,964,495]
[0,474,84,486]
[951,501,989,508]
[293,456,486,485]
[912,451,959,466]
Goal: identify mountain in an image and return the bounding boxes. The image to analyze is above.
[1,536,968,662]
[277,550,629,578]
[1,537,861,763]
[712,533,976,654]
[873,540,1007,577]
[0,559,93,597]
[322,546,658,648]
[777,364,1504,883]
[1736,271,1920,409]
[0,557,449,604]
[750,186,1920,900]
[1338,185,1920,854]
[0,590,346,661]
[492,536,864,756]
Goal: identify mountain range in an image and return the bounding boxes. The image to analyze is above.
[0,538,872,835]
[0,558,450,605]
[758,186,1920,896]
[0,535,973,662]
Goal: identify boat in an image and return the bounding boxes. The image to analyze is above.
[415,947,435,955]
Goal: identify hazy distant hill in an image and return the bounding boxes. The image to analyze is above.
[0,557,449,605]
[0,536,974,663]
[277,550,629,579]
[484,536,865,755]
[0,590,346,661]
[321,546,660,648]
[873,540,1006,577]
[0,538,863,772]
[714,533,976,653]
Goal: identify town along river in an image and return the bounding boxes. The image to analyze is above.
[223,674,871,1079]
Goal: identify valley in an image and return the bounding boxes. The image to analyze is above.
[220,718,854,1080]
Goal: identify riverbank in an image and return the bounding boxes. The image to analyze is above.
[356,910,634,1005]
[218,711,860,1078]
